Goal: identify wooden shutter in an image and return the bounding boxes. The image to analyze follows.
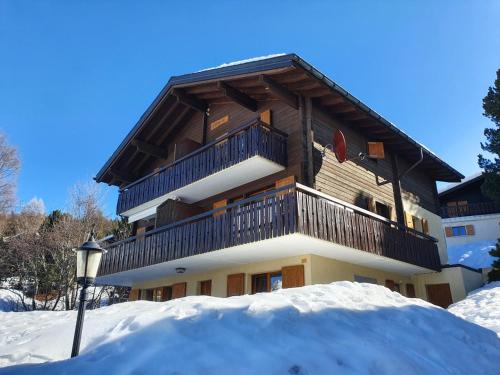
[465,224,475,235]
[444,227,453,237]
[366,197,376,212]
[227,273,245,297]
[404,212,414,229]
[422,219,429,235]
[426,283,453,308]
[260,109,272,125]
[200,280,212,296]
[213,199,228,217]
[367,142,385,159]
[128,289,140,301]
[385,279,396,291]
[282,265,305,289]
[171,282,187,299]
[406,283,416,298]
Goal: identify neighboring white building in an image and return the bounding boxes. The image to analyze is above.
[439,173,500,272]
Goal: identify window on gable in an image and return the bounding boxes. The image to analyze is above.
[451,226,467,236]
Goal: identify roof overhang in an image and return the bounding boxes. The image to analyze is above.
[95,54,463,185]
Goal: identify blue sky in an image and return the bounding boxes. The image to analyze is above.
[1,1,499,217]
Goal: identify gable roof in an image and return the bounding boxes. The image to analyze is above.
[438,172,484,197]
[95,53,463,185]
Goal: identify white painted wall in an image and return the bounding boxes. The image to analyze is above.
[403,199,448,265]
[442,213,500,247]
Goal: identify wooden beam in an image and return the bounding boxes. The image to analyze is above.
[341,111,369,122]
[109,168,137,185]
[390,154,405,230]
[320,95,345,106]
[172,89,206,112]
[259,75,299,109]
[329,102,356,114]
[131,139,168,160]
[217,81,258,112]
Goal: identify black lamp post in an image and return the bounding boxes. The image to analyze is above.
[71,230,106,358]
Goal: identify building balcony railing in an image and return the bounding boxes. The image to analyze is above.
[116,119,288,215]
[440,202,500,219]
[99,184,441,277]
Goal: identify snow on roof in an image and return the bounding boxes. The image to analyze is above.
[199,53,286,72]
[447,240,496,269]
[439,171,483,194]
[1,282,499,374]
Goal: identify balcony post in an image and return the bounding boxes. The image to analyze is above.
[391,153,406,230]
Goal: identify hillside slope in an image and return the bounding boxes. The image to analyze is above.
[0,282,498,375]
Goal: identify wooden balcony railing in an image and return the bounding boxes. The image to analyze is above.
[116,120,288,215]
[440,202,500,218]
[99,184,441,277]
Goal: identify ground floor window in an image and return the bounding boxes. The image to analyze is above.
[199,280,212,296]
[354,275,378,284]
[252,271,282,294]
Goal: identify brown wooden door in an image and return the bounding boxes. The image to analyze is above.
[426,283,453,308]
[385,279,396,291]
[200,280,212,296]
[171,282,187,299]
[406,283,416,298]
[128,289,139,301]
[282,265,304,289]
[227,273,245,297]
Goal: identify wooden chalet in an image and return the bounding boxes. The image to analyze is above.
[94,54,481,308]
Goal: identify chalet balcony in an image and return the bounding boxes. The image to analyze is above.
[117,120,288,219]
[440,202,500,219]
[98,184,441,285]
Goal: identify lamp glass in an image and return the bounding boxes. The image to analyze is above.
[76,249,103,281]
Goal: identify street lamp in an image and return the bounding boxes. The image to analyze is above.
[71,230,107,358]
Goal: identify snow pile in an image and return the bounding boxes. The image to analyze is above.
[0,290,25,312]
[0,282,499,374]
[199,53,286,71]
[447,240,496,269]
[448,282,500,336]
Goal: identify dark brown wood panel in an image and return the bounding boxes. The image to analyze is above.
[171,282,187,299]
[426,283,453,308]
[227,273,245,297]
[282,265,305,288]
[200,280,212,296]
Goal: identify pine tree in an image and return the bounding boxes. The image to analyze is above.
[478,69,500,281]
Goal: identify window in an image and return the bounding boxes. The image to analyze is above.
[375,202,391,220]
[199,280,212,296]
[354,275,377,284]
[452,226,467,236]
[251,271,282,294]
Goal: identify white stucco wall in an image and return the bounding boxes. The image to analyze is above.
[403,199,448,265]
[442,213,500,247]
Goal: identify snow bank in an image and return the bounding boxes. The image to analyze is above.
[447,240,496,269]
[448,282,500,336]
[0,282,498,374]
[0,290,25,312]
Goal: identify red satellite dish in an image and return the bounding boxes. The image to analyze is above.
[333,129,347,163]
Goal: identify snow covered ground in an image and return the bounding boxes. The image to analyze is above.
[448,282,500,336]
[0,282,498,374]
[447,240,496,269]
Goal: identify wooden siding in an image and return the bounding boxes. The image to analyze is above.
[312,108,397,212]
[311,107,439,215]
